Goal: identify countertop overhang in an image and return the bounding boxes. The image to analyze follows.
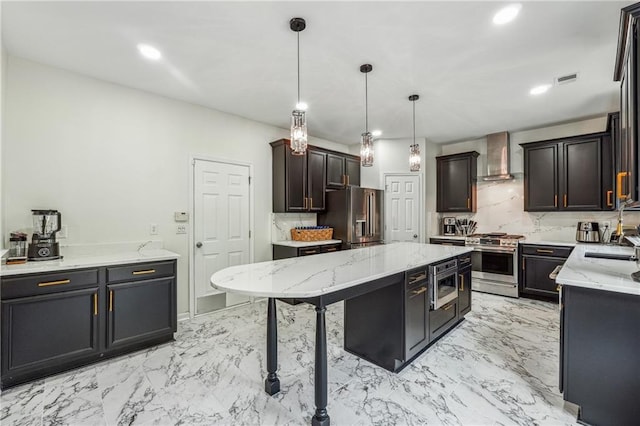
[211,242,472,299]
[556,243,640,296]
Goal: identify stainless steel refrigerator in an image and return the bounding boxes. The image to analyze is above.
[318,187,384,249]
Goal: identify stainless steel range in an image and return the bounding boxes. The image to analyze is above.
[465,233,525,297]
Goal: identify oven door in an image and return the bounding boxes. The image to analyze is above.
[471,247,516,284]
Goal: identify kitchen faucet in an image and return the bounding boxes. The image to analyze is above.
[616,198,640,244]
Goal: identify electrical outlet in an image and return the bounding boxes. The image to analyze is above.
[58,225,68,239]
[176,225,187,234]
[150,224,158,235]
[602,221,611,229]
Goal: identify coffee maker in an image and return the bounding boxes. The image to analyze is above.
[27,209,62,261]
[442,217,457,236]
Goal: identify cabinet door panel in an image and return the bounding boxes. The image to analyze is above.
[345,157,361,187]
[285,150,307,211]
[307,149,326,211]
[437,157,471,212]
[522,256,564,296]
[524,145,558,211]
[326,153,345,189]
[458,267,471,316]
[107,278,175,349]
[563,138,601,210]
[1,287,100,373]
[405,284,429,359]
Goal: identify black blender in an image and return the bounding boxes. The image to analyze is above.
[27,209,63,261]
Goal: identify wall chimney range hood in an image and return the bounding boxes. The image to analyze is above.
[482,131,514,181]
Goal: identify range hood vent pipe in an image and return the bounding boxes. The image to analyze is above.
[482,131,514,181]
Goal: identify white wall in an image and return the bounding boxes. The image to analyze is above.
[2,56,351,314]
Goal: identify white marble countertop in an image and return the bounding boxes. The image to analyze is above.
[272,240,342,248]
[211,242,472,299]
[0,249,180,277]
[556,244,640,296]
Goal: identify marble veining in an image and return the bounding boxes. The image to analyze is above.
[271,213,317,242]
[211,242,472,298]
[0,292,579,425]
[556,243,640,295]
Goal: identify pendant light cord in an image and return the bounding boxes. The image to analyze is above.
[297,32,300,105]
[412,99,416,145]
[365,72,369,132]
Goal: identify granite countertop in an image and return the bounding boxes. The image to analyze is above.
[273,239,342,248]
[211,242,472,299]
[556,243,640,296]
[0,248,180,277]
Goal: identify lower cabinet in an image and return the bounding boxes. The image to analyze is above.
[457,253,472,317]
[344,257,472,372]
[1,260,177,389]
[520,244,573,298]
[272,243,341,260]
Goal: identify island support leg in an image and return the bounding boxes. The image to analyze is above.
[312,305,330,426]
[264,297,280,395]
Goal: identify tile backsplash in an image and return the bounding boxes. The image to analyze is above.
[271,213,317,242]
[438,177,640,243]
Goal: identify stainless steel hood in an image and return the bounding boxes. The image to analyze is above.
[482,131,514,181]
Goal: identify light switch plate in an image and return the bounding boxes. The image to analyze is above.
[150,224,158,235]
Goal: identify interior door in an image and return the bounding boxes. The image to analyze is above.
[384,174,421,243]
[194,159,251,314]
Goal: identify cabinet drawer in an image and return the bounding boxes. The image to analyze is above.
[320,244,341,253]
[429,300,458,340]
[1,269,99,300]
[106,261,175,283]
[298,247,321,256]
[458,253,472,267]
[521,245,573,258]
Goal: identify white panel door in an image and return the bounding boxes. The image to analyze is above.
[384,174,421,243]
[194,159,250,310]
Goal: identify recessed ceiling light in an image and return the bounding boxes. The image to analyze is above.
[493,4,522,25]
[295,102,308,111]
[137,44,162,61]
[371,130,382,137]
[530,84,552,95]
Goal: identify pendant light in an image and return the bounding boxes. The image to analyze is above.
[290,17,307,156]
[408,94,421,172]
[360,64,374,167]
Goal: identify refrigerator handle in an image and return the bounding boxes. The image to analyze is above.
[369,192,375,236]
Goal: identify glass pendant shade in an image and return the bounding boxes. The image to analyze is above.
[290,109,308,155]
[409,143,421,171]
[360,132,374,167]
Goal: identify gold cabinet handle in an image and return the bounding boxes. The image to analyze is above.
[459,274,464,291]
[132,269,156,275]
[536,249,554,254]
[522,257,526,270]
[94,293,98,316]
[326,247,337,252]
[38,279,70,287]
[556,285,561,292]
[606,190,613,207]
[554,195,558,207]
[617,172,629,200]
[412,287,427,296]
[109,290,113,312]
[563,194,567,208]
[310,197,313,210]
[409,273,427,284]
[443,304,454,311]
[346,175,350,186]
[304,250,318,255]
[467,198,470,209]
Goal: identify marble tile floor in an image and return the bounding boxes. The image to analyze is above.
[1,292,580,425]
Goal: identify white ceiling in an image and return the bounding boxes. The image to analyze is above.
[1,1,630,145]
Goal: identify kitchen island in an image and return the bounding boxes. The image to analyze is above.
[556,244,640,426]
[211,242,472,426]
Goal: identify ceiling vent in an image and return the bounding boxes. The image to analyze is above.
[555,72,579,85]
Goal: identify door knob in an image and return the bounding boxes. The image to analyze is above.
[413,234,418,239]
[196,242,203,248]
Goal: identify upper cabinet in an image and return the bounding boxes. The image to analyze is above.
[436,151,479,213]
[270,139,360,213]
[271,139,326,213]
[614,5,640,204]
[522,133,612,211]
[326,153,361,189]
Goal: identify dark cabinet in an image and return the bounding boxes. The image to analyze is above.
[404,268,430,361]
[326,152,361,189]
[272,243,341,260]
[519,244,573,298]
[522,134,609,211]
[457,254,472,317]
[436,151,479,212]
[560,285,640,426]
[429,238,466,246]
[1,260,177,389]
[271,139,326,212]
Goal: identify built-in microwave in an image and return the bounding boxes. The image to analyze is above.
[429,258,458,310]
